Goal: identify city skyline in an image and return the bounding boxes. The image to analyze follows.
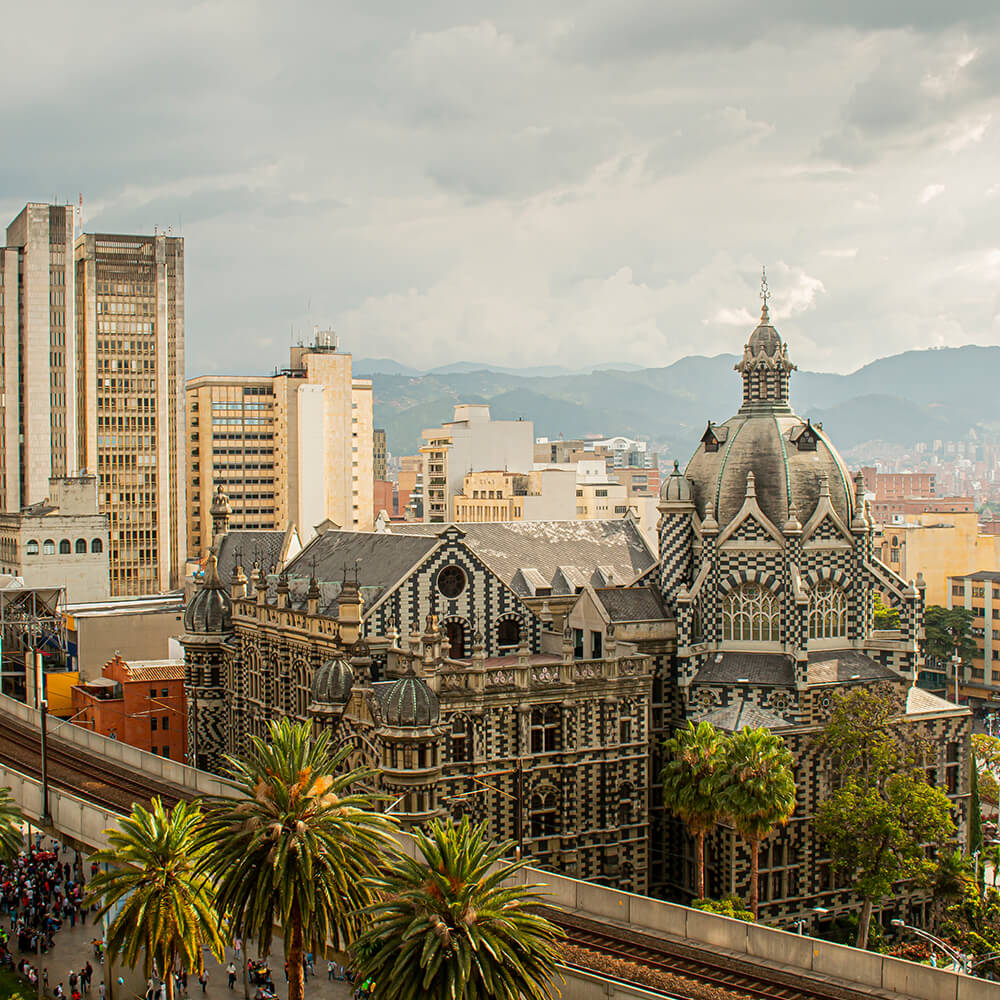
[2,3,999,375]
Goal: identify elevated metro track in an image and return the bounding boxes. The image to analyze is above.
[0,706,985,1000]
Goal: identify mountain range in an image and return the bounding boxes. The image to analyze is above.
[369,345,1000,462]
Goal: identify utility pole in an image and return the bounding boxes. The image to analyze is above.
[40,700,51,824]
[514,758,524,861]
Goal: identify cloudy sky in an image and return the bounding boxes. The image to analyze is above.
[3,1,999,375]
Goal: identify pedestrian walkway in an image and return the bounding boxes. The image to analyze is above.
[9,842,354,1000]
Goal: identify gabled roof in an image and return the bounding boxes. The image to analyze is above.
[214,529,296,585]
[693,699,792,732]
[595,587,667,623]
[283,530,440,611]
[806,649,896,684]
[391,520,656,595]
[905,686,964,716]
[693,651,795,687]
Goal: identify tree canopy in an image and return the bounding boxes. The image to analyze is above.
[816,687,956,949]
[925,605,977,664]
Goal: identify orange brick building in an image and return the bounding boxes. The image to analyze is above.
[71,655,187,761]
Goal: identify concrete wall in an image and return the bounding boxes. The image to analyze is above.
[71,605,183,678]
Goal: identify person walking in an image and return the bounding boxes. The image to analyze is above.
[226,964,236,991]
[327,960,334,981]
[98,984,105,1000]
[198,971,207,994]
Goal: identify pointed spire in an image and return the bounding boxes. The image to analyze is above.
[745,470,757,499]
[760,266,770,323]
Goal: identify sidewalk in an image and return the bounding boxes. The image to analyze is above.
[10,844,354,1000]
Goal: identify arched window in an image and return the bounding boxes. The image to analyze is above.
[497,618,521,649]
[808,580,848,639]
[450,715,472,763]
[75,539,87,553]
[42,539,55,555]
[530,791,558,839]
[445,620,467,659]
[25,540,38,556]
[91,538,103,553]
[722,583,780,642]
[59,540,71,554]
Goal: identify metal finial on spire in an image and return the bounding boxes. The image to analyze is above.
[760,266,770,322]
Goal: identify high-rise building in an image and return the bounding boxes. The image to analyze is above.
[75,232,186,596]
[1,205,77,511]
[373,428,387,481]
[1,205,185,598]
[186,331,373,557]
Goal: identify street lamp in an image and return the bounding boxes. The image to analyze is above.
[952,650,962,705]
[891,919,968,973]
[39,700,51,824]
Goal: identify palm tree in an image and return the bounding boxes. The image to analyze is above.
[931,850,969,933]
[86,797,223,1000]
[197,718,396,1000]
[0,787,24,860]
[661,720,725,898]
[353,815,564,1000]
[718,726,797,919]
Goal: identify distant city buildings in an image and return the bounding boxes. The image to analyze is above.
[420,405,533,523]
[186,330,373,557]
[0,202,186,597]
[373,428,387,481]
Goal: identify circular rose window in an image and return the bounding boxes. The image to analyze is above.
[437,565,467,599]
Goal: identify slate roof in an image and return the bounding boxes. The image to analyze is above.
[215,530,289,585]
[905,687,963,716]
[692,651,795,687]
[283,530,439,611]
[391,519,656,594]
[805,649,896,684]
[595,586,667,623]
[693,699,792,732]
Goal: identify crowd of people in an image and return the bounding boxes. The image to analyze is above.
[0,833,96,1000]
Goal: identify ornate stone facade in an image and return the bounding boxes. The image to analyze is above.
[182,282,970,928]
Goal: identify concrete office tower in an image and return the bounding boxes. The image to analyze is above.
[420,405,534,523]
[75,232,186,596]
[1,205,77,511]
[186,330,374,557]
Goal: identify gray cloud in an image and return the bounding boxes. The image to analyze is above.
[2,2,1000,376]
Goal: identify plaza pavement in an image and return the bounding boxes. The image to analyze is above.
[10,843,354,1000]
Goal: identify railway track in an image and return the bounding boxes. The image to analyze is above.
[0,711,186,814]
[550,909,882,1000]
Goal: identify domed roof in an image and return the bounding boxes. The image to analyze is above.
[684,413,854,529]
[747,316,783,357]
[184,555,232,634]
[311,658,354,705]
[383,675,440,727]
[660,459,693,503]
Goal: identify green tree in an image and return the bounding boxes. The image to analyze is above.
[87,798,223,1000]
[932,850,970,933]
[717,727,797,919]
[198,719,396,1000]
[872,591,900,630]
[973,734,1000,773]
[816,687,956,949]
[691,895,755,923]
[660,721,726,899]
[353,816,564,1000]
[0,787,24,861]
[924,605,977,686]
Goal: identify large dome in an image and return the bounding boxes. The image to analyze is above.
[685,413,854,529]
[685,279,854,530]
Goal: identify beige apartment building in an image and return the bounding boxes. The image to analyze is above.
[186,332,373,557]
[453,468,576,522]
[75,231,186,596]
[420,405,534,522]
[0,204,185,598]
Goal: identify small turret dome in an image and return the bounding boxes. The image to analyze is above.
[311,658,354,705]
[184,555,232,634]
[660,459,693,503]
[384,676,440,727]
